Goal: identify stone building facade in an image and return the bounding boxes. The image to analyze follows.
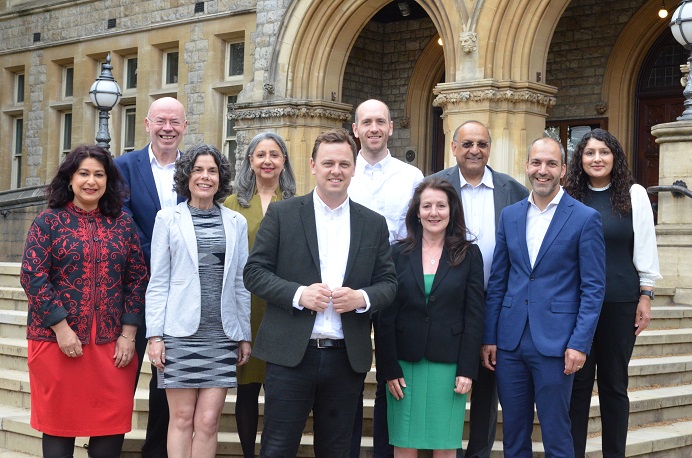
[0,0,684,260]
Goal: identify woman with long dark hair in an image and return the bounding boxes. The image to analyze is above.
[378,178,484,457]
[21,145,147,458]
[565,129,661,457]
[223,132,296,457]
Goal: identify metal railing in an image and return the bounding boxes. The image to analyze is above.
[647,180,692,199]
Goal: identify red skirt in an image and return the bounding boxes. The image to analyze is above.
[27,321,137,437]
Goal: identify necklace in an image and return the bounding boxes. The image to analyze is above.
[423,244,443,265]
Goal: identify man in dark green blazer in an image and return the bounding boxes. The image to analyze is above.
[243,128,397,458]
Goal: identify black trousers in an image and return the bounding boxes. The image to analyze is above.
[260,346,365,458]
[570,301,638,458]
[134,324,170,458]
[458,362,498,458]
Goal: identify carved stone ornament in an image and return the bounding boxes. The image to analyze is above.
[400,116,411,128]
[433,89,557,108]
[263,83,275,94]
[595,101,608,115]
[460,32,478,53]
[229,106,350,122]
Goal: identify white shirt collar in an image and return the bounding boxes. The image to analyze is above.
[528,186,564,212]
[313,189,350,216]
[356,150,392,172]
[459,166,495,189]
[148,145,180,168]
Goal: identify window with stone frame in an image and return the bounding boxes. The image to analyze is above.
[14,72,24,104]
[224,95,238,181]
[11,117,23,189]
[63,66,74,98]
[164,50,179,85]
[226,41,244,78]
[60,112,72,158]
[122,106,137,153]
[125,56,138,90]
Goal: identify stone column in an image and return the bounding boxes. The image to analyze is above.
[228,99,351,194]
[432,80,557,183]
[650,121,692,304]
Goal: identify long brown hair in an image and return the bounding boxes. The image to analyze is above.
[398,178,473,267]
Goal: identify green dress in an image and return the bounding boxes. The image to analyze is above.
[386,274,467,450]
[224,189,282,384]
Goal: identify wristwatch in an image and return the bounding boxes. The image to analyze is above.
[640,290,654,300]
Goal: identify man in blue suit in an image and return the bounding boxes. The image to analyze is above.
[481,137,605,457]
[115,96,187,458]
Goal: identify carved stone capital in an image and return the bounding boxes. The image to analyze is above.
[460,32,478,53]
[228,104,351,122]
[433,88,556,109]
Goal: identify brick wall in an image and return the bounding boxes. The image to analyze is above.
[546,0,645,119]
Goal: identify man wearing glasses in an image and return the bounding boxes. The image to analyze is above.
[432,120,528,458]
[115,96,188,458]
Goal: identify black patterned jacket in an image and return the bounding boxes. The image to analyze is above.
[21,202,147,344]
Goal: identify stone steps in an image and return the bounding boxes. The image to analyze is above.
[1,262,691,457]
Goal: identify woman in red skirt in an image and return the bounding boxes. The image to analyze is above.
[21,145,147,458]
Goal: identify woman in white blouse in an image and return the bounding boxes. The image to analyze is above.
[564,129,661,457]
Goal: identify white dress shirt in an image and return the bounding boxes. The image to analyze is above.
[148,145,180,209]
[348,151,424,243]
[290,192,370,339]
[526,187,564,268]
[459,166,496,289]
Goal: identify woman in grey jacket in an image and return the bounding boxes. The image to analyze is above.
[146,144,251,458]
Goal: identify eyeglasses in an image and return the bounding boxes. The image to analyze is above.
[455,140,489,150]
[147,117,184,127]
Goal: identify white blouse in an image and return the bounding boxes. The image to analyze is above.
[629,184,662,287]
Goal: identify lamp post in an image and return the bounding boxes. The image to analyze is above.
[89,53,122,151]
[671,1,692,120]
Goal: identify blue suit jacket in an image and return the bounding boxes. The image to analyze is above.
[483,191,605,357]
[115,145,183,265]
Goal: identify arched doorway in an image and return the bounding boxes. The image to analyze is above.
[635,31,685,213]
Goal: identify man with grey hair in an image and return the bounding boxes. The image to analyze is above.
[432,120,528,457]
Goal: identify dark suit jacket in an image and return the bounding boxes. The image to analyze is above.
[115,145,184,265]
[431,165,529,226]
[243,192,398,374]
[483,192,606,357]
[378,242,484,381]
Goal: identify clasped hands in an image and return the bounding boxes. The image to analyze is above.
[299,283,364,313]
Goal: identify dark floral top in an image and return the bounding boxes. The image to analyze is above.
[21,202,147,344]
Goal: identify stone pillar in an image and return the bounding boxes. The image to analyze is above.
[229,99,351,194]
[432,80,557,183]
[650,121,692,304]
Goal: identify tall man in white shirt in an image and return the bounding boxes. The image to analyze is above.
[115,97,188,458]
[347,99,423,457]
[432,121,528,458]
[244,128,397,457]
[481,138,605,457]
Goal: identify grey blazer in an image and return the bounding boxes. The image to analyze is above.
[431,165,529,225]
[243,192,398,374]
[146,202,251,342]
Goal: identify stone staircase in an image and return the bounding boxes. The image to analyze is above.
[1,261,691,457]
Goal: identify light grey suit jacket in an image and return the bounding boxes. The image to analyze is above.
[431,165,529,225]
[146,201,251,341]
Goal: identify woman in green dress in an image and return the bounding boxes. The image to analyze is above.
[378,178,484,457]
[224,132,296,458]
